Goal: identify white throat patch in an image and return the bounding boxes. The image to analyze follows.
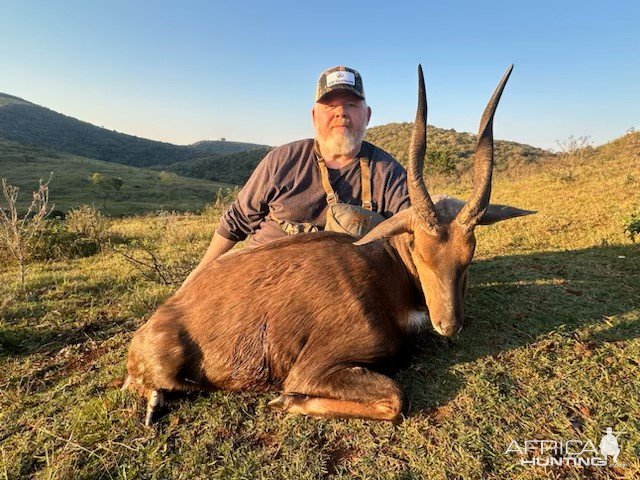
[405,309,428,331]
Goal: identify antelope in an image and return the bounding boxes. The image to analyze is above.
[124,65,534,425]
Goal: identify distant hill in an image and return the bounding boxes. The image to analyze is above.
[163,123,553,185]
[592,129,640,161]
[0,140,230,216]
[0,91,552,184]
[189,140,270,155]
[159,147,272,185]
[365,123,552,174]
[0,92,267,168]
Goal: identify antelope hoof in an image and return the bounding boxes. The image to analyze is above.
[267,393,308,412]
[121,375,132,392]
[144,389,165,426]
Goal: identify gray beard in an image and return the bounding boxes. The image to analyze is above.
[317,124,367,159]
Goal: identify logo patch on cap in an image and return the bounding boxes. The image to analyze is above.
[326,71,355,87]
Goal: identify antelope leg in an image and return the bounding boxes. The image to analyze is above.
[145,389,166,426]
[271,367,403,421]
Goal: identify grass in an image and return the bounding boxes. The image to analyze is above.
[1,133,639,479]
[0,141,232,216]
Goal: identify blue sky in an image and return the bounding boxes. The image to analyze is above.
[2,0,638,150]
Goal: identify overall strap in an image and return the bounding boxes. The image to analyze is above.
[315,143,374,210]
[359,157,372,211]
[316,158,339,205]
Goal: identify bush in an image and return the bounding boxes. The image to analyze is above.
[624,210,640,242]
[0,176,53,288]
[201,187,239,219]
[66,205,109,244]
[32,220,101,260]
[427,147,457,175]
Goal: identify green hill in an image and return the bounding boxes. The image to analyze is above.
[168,125,552,186]
[0,141,230,216]
[189,140,270,155]
[0,92,267,168]
[160,147,272,185]
[365,122,552,173]
[0,91,552,183]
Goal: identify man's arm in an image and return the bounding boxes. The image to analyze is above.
[179,232,237,290]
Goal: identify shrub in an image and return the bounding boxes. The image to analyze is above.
[32,220,101,260]
[114,238,196,285]
[0,176,53,288]
[66,204,109,244]
[624,210,640,242]
[201,187,239,219]
[427,147,457,175]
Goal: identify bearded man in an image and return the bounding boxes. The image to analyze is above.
[182,66,409,285]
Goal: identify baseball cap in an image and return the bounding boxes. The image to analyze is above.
[315,66,365,102]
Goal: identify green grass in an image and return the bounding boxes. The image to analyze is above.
[1,133,639,479]
[0,141,232,216]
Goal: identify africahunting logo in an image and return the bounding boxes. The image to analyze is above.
[505,428,624,467]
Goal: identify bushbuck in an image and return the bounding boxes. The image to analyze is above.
[124,65,533,425]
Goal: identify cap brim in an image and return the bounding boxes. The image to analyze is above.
[316,85,365,102]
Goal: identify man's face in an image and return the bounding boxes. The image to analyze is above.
[312,91,371,158]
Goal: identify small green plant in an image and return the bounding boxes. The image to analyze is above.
[158,171,177,183]
[624,210,640,242]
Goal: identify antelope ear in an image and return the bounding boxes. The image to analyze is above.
[479,204,536,225]
[354,207,415,245]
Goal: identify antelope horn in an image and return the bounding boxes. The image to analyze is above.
[408,65,439,233]
[456,64,514,229]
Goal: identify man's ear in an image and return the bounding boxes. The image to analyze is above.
[366,106,372,125]
[311,107,317,126]
[479,204,536,225]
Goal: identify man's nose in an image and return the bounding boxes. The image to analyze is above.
[333,106,347,117]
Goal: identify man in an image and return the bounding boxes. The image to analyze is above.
[182,66,409,286]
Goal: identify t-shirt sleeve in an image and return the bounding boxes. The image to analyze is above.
[373,154,411,218]
[216,152,276,241]
[380,161,410,217]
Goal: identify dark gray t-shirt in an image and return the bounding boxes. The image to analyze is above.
[217,139,409,247]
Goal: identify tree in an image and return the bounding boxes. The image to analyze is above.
[427,147,457,175]
[90,173,123,209]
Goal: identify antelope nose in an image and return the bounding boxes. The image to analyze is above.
[439,323,459,337]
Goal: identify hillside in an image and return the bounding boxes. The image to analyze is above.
[0,91,554,183]
[0,141,230,216]
[168,125,552,186]
[1,131,638,478]
[160,147,272,184]
[366,122,552,173]
[163,124,552,186]
[189,139,270,155]
[0,92,267,168]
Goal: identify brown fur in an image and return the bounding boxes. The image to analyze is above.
[126,232,421,422]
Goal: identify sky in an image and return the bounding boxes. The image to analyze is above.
[2,0,638,151]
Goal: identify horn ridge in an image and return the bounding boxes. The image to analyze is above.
[408,64,439,232]
[456,64,514,229]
